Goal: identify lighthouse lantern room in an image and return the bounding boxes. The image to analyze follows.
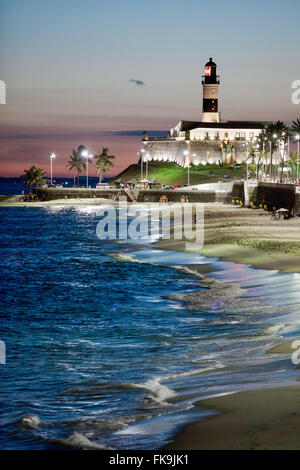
[202,58,220,123]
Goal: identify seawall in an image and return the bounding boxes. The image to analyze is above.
[36,183,299,212]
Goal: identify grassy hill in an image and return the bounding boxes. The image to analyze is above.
[110,161,246,186]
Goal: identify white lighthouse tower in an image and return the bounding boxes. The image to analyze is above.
[202,58,220,123]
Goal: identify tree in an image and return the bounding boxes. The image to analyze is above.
[264,121,288,178]
[94,147,115,183]
[66,154,78,187]
[20,166,47,195]
[69,145,87,187]
[291,117,300,135]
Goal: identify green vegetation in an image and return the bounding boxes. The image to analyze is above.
[110,161,246,186]
[20,166,47,194]
[292,117,300,135]
[94,147,115,183]
[66,145,87,187]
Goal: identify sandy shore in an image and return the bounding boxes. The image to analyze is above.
[166,385,300,450]
[4,197,300,271]
[0,196,121,207]
[3,197,300,448]
[4,199,300,274]
[157,205,300,449]
[155,204,300,273]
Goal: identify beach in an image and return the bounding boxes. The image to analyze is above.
[155,203,300,273]
[0,196,121,207]
[166,385,300,450]
[155,204,300,449]
[4,198,300,275]
[2,197,300,449]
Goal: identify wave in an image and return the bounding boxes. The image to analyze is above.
[132,378,176,405]
[18,414,41,429]
[266,323,286,334]
[130,364,224,405]
[109,253,148,264]
[162,363,224,380]
[56,432,112,450]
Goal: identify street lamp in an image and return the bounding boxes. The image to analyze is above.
[138,149,145,181]
[49,153,56,185]
[296,134,300,183]
[269,133,277,181]
[81,149,91,188]
[183,150,190,186]
[243,143,249,180]
[145,153,150,179]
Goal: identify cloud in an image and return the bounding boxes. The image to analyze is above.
[104,130,167,136]
[129,78,145,86]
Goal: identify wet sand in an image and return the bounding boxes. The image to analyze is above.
[4,198,300,449]
[0,197,121,207]
[166,385,300,450]
[155,204,300,273]
[157,206,300,449]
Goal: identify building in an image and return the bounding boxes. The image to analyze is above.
[142,58,268,168]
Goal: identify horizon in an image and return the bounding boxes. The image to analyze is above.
[1,0,300,177]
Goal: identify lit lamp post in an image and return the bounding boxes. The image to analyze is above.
[243,142,249,180]
[49,153,56,184]
[279,132,286,182]
[296,134,300,183]
[81,149,92,188]
[263,136,268,180]
[269,134,277,181]
[145,153,150,179]
[140,149,145,180]
[183,150,190,186]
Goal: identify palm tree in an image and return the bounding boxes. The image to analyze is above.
[70,145,87,187]
[94,147,115,183]
[292,117,300,135]
[291,118,300,181]
[265,121,288,178]
[20,166,47,195]
[66,153,79,187]
[265,121,288,146]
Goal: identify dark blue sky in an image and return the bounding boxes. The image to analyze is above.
[0,0,299,175]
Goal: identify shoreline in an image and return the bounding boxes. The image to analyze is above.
[154,203,300,273]
[165,385,300,450]
[0,197,121,207]
[153,206,300,449]
[3,198,300,273]
[4,197,300,449]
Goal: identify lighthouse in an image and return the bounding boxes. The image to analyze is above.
[202,58,220,123]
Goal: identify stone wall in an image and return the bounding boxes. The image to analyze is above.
[36,184,298,212]
[143,138,249,166]
[231,181,245,202]
[251,183,296,211]
[137,190,216,203]
[143,140,187,166]
[295,191,300,215]
[36,188,125,201]
[36,188,217,203]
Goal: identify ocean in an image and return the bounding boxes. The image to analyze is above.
[0,177,106,196]
[1,204,300,449]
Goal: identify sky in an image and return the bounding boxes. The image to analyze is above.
[0,0,300,177]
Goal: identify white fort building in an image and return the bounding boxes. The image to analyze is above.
[141,58,271,168]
